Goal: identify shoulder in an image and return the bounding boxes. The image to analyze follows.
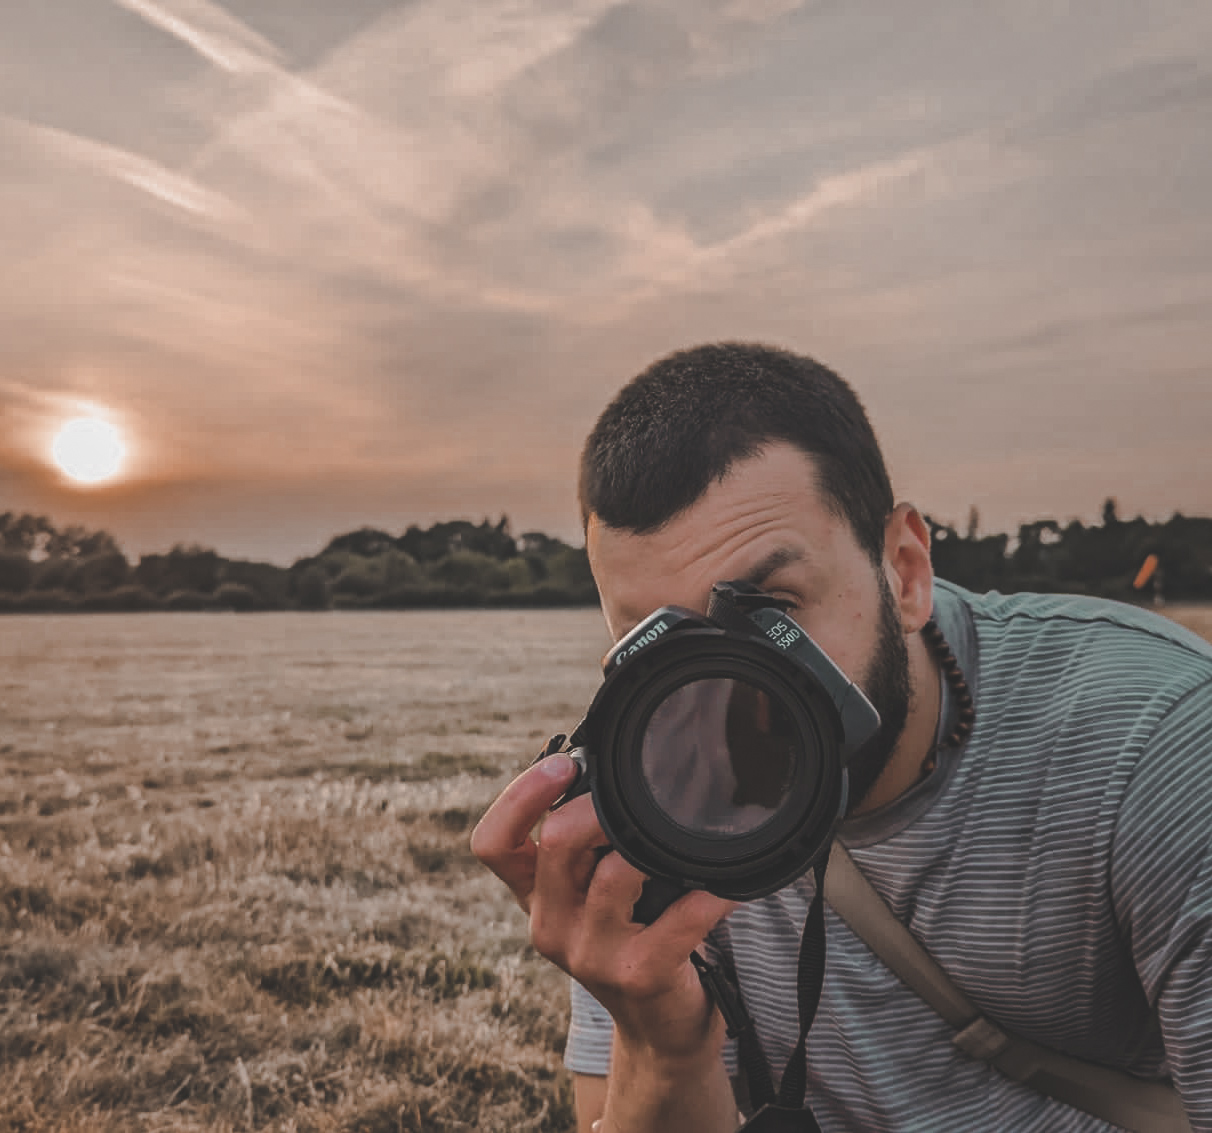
[936,581,1212,717]
[939,579,1212,660]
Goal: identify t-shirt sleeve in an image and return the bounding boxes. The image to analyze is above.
[564,978,614,1076]
[1111,676,1212,1125]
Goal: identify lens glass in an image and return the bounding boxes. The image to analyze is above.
[639,677,798,836]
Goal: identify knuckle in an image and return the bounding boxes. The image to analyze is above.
[527,910,566,967]
[536,812,577,855]
[588,847,628,884]
[563,938,597,980]
[612,967,649,999]
[468,820,492,862]
[588,855,642,905]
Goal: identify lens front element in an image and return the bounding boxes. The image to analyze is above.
[640,677,797,837]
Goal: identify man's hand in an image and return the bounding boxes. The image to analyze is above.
[471,755,739,1131]
[470,752,579,915]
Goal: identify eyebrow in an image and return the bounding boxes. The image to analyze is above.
[738,545,806,590]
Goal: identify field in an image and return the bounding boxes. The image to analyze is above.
[2,603,1209,1132]
[0,610,608,1132]
[1168,603,1212,643]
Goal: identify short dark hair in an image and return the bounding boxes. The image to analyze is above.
[578,342,894,563]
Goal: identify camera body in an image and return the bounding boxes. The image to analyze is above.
[554,581,879,919]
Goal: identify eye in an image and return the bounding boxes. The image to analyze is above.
[769,591,803,614]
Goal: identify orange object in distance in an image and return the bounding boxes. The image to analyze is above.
[1133,554,1159,590]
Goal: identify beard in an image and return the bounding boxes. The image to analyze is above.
[844,572,914,813]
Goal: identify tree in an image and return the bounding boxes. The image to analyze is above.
[0,552,33,594]
[395,518,517,563]
[136,546,223,595]
[293,565,331,611]
[321,528,397,557]
[72,551,130,594]
[45,524,121,559]
[0,513,53,555]
[0,513,122,561]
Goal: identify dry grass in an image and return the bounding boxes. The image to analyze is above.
[3,603,1208,1131]
[0,610,608,1132]
[1164,603,1212,643]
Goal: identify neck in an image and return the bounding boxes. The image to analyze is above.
[849,630,942,815]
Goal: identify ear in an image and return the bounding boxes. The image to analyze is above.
[883,504,934,634]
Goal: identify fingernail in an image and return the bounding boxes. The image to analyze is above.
[539,752,576,779]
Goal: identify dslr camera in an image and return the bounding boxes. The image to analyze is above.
[543,580,880,921]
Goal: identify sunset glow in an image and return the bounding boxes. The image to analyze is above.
[51,417,126,484]
[0,1,1207,561]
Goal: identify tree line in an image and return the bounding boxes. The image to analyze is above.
[0,501,1209,614]
[926,501,1212,603]
[0,515,595,613]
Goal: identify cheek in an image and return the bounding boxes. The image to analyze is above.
[803,591,879,685]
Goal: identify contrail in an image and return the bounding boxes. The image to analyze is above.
[110,0,282,74]
[3,114,239,221]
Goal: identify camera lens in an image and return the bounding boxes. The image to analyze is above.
[639,677,798,837]
[579,619,854,901]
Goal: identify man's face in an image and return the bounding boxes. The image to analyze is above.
[587,441,913,812]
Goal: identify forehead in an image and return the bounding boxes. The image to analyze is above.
[587,442,862,635]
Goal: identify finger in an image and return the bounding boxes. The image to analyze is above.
[529,797,616,959]
[471,753,579,907]
[563,850,650,973]
[584,856,736,971]
[580,843,648,929]
[582,852,734,942]
[638,890,738,960]
[538,793,614,893]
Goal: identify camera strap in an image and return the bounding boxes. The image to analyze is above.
[694,843,1191,1132]
[692,849,832,1133]
[823,844,1193,1133]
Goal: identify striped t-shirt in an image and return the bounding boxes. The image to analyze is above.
[564,581,1212,1131]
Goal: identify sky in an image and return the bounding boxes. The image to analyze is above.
[1,0,1209,564]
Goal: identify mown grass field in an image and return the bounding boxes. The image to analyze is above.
[2,604,1208,1132]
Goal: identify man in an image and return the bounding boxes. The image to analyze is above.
[472,343,1212,1132]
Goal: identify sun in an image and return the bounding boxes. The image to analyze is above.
[51,417,127,484]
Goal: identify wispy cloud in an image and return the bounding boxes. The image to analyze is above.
[0,378,103,417]
[111,0,282,74]
[157,0,636,311]
[3,114,238,222]
[394,0,629,98]
[577,132,1042,323]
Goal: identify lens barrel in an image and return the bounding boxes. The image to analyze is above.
[578,624,851,902]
